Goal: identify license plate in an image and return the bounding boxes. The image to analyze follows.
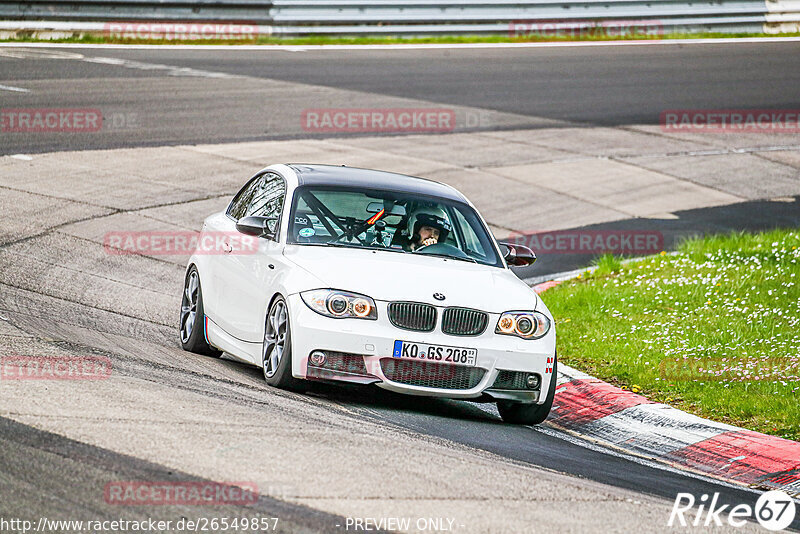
[392,340,477,367]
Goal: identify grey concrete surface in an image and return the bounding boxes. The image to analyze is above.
[0,415,355,534]
[487,159,741,219]
[626,153,800,200]
[0,331,702,534]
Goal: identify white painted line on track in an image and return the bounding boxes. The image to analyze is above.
[80,55,239,78]
[0,84,29,92]
[0,37,799,52]
[9,154,33,161]
[0,48,240,79]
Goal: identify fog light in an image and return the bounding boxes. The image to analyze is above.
[526,373,541,389]
[352,297,372,317]
[498,315,515,333]
[310,351,326,366]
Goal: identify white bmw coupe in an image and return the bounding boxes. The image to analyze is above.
[180,164,557,424]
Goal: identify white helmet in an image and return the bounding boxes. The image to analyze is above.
[406,206,452,242]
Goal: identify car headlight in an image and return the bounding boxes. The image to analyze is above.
[300,289,377,320]
[495,311,550,339]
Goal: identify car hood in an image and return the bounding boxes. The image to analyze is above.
[282,245,539,313]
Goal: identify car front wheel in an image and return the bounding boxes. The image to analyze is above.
[262,295,305,391]
[497,352,558,425]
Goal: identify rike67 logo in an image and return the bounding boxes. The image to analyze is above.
[669,491,796,531]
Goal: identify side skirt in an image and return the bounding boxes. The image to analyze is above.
[205,317,261,366]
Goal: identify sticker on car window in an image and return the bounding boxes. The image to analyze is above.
[299,227,316,237]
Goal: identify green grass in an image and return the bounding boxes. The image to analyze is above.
[591,253,624,277]
[545,229,800,441]
[3,31,800,45]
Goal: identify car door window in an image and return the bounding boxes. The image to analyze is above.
[228,172,286,221]
[244,172,285,219]
[451,207,490,260]
[227,178,258,220]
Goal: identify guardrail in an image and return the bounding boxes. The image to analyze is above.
[0,0,798,36]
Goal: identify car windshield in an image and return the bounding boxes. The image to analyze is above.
[287,186,502,267]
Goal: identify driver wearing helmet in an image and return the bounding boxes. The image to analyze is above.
[403,206,452,252]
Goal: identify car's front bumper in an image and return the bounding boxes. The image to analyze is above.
[287,294,556,403]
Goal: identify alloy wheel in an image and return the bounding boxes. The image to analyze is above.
[263,299,287,379]
[180,271,199,343]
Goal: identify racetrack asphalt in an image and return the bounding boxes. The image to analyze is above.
[1,42,799,532]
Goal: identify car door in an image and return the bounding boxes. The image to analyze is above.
[214,171,287,344]
[200,176,258,323]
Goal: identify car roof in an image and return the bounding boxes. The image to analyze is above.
[287,164,467,203]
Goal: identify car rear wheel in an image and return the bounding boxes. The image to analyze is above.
[179,267,220,356]
[262,295,305,391]
[497,352,557,425]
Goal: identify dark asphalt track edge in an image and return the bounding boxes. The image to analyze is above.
[297,381,800,532]
[511,195,800,279]
[0,415,378,533]
[2,42,800,154]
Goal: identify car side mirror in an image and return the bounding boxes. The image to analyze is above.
[499,242,537,267]
[236,216,279,239]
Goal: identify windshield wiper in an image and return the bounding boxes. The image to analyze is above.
[421,252,477,264]
[318,242,367,249]
[309,242,409,254]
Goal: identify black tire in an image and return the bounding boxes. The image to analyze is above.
[262,295,306,391]
[497,352,558,425]
[179,266,220,357]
